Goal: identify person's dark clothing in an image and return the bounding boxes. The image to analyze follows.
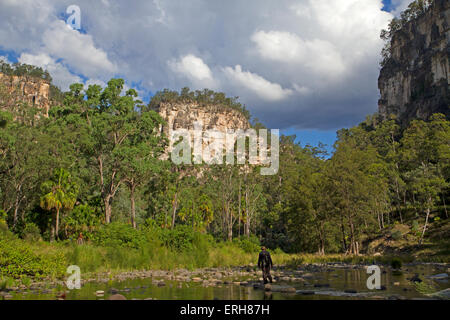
[258,250,273,284]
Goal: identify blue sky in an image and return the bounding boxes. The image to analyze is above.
[0,0,409,156]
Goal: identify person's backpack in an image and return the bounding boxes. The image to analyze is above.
[262,251,271,267]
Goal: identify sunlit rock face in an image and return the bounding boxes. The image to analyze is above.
[156,102,251,134]
[0,72,51,117]
[378,0,449,126]
[154,102,252,161]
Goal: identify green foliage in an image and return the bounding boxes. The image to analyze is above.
[0,233,66,279]
[92,222,146,249]
[22,223,41,242]
[159,225,196,251]
[390,257,402,269]
[0,60,52,82]
[64,203,100,237]
[414,281,436,295]
[391,230,403,241]
[148,87,251,119]
[233,235,261,253]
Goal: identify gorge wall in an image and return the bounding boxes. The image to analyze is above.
[0,73,50,117]
[154,102,251,161]
[378,0,449,125]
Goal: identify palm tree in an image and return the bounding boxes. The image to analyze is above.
[40,168,78,241]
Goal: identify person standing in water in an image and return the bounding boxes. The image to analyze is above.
[258,246,273,284]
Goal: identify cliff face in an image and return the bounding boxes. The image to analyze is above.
[156,102,250,134]
[0,73,50,117]
[155,102,251,161]
[378,0,449,125]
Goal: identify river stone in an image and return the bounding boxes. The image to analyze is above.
[344,289,357,294]
[108,294,127,300]
[427,273,448,280]
[264,284,272,291]
[314,284,330,288]
[281,287,296,293]
[297,290,315,295]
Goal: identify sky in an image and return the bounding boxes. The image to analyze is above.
[0,0,413,153]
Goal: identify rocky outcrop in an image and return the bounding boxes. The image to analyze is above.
[156,102,250,134]
[154,102,251,160]
[378,0,449,126]
[0,73,50,117]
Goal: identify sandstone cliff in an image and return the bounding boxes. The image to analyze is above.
[156,102,250,134]
[0,72,50,117]
[378,0,449,125]
[153,102,252,162]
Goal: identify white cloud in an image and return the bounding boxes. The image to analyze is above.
[251,30,346,77]
[293,84,312,96]
[42,20,117,79]
[168,54,213,81]
[223,65,293,102]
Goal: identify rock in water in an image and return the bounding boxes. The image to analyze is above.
[427,273,448,280]
[344,289,357,294]
[108,294,127,300]
[264,284,272,292]
[281,287,296,293]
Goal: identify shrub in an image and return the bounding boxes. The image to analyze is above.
[159,225,195,251]
[233,235,260,253]
[391,230,403,241]
[23,223,41,242]
[0,220,8,235]
[391,257,402,269]
[0,234,66,279]
[92,222,146,249]
[273,247,285,255]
